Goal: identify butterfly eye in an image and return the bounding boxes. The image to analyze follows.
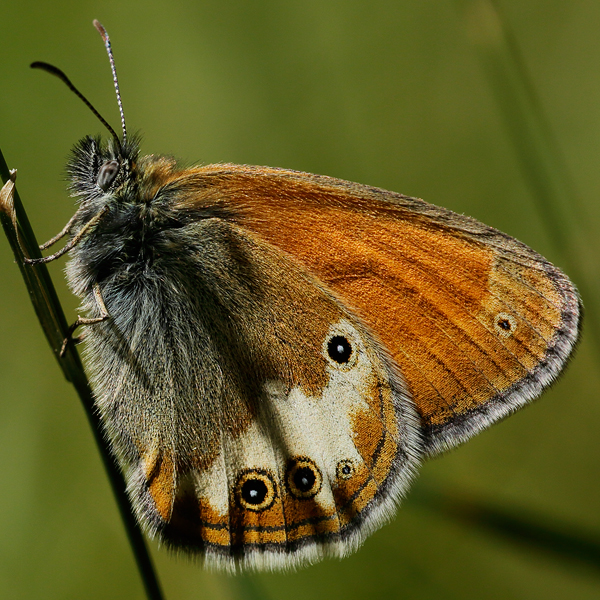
[235,470,277,512]
[286,457,322,499]
[327,335,353,364]
[336,459,356,480]
[97,159,120,191]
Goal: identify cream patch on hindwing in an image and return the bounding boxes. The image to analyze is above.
[185,318,394,519]
[187,449,230,516]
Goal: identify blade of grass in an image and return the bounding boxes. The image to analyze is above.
[409,482,600,574]
[0,148,165,600]
[458,0,600,348]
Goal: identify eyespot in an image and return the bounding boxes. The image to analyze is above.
[336,459,356,480]
[235,470,277,512]
[322,320,362,370]
[327,335,353,364]
[97,159,120,191]
[286,457,322,499]
[494,312,517,338]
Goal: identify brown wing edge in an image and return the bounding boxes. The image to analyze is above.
[423,258,582,457]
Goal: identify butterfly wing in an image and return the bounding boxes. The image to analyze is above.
[79,160,578,569]
[81,215,420,570]
[172,164,581,456]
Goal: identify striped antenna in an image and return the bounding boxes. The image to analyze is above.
[93,20,127,143]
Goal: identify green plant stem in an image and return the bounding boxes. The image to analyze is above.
[0,148,165,600]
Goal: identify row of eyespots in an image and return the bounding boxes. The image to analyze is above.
[233,329,358,512]
[235,457,357,512]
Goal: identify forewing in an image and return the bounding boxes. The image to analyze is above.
[173,164,580,455]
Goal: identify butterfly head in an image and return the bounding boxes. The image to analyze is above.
[67,133,139,205]
[32,19,139,210]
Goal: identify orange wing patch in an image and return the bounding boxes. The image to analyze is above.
[143,446,176,522]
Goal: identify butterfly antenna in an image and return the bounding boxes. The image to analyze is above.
[30,61,122,150]
[93,20,128,144]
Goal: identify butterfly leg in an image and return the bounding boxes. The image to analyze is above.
[38,209,81,250]
[0,170,105,264]
[60,283,110,357]
[25,205,110,265]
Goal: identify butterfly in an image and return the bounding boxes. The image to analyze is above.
[21,21,580,571]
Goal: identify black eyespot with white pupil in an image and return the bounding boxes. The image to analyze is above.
[494,312,517,338]
[294,467,316,492]
[498,318,511,331]
[242,479,267,504]
[336,459,356,480]
[327,335,353,364]
[286,458,322,499]
[235,470,277,512]
[97,159,120,191]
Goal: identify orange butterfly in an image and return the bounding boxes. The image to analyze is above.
[15,21,579,571]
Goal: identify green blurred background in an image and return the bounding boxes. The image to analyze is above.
[2,1,600,599]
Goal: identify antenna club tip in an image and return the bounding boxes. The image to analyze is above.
[93,19,108,42]
[30,61,58,76]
